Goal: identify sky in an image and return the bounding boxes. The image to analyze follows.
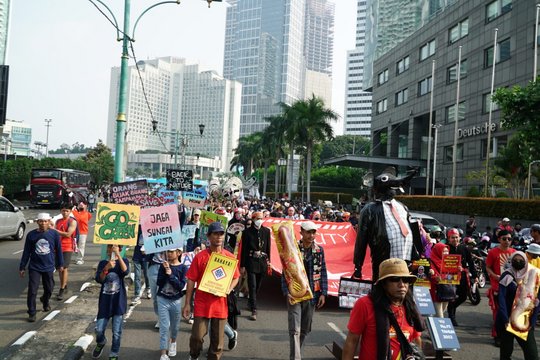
[6,0,357,151]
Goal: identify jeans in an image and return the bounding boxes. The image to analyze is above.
[287,300,315,360]
[95,315,123,357]
[247,271,263,311]
[27,270,54,315]
[157,296,181,350]
[148,263,160,315]
[189,317,225,360]
[500,327,538,360]
[133,259,149,296]
[76,234,88,261]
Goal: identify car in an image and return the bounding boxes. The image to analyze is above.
[0,196,27,240]
[409,211,446,234]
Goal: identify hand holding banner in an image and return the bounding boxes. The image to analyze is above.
[198,252,239,297]
[140,204,182,254]
[94,203,140,246]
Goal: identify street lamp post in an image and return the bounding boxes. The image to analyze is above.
[44,119,52,157]
[91,0,220,182]
[527,160,540,199]
[152,122,205,168]
[432,124,442,196]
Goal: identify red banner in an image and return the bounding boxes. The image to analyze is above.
[263,218,372,297]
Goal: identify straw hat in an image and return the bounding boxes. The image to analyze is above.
[375,258,417,285]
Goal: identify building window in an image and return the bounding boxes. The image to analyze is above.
[418,76,432,96]
[482,93,500,113]
[486,0,512,22]
[447,59,468,83]
[481,136,507,159]
[396,56,410,75]
[444,143,464,163]
[378,69,389,85]
[449,19,469,43]
[484,38,511,67]
[446,102,467,123]
[395,88,409,106]
[419,39,436,61]
[376,98,388,114]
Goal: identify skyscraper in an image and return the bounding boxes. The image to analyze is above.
[343,0,372,137]
[223,0,335,137]
[0,0,10,65]
[106,57,241,171]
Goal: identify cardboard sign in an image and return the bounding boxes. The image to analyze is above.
[182,188,207,208]
[181,225,197,241]
[156,188,179,205]
[166,169,193,191]
[140,204,182,254]
[338,277,372,309]
[440,254,462,285]
[413,286,436,316]
[110,180,149,204]
[198,210,229,245]
[94,202,140,246]
[198,252,238,297]
[411,258,431,287]
[427,317,460,350]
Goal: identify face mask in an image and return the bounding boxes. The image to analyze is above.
[512,259,526,271]
[313,217,320,221]
[254,220,263,228]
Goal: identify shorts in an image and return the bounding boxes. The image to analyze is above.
[62,252,73,268]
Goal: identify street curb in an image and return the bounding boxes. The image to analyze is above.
[62,334,94,360]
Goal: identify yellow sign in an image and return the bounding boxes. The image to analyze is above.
[198,252,238,297]
[93,202,141,246]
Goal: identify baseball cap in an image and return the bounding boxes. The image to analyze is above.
[526,243,540,255]
[207,222,225,234]
[530,224,540,232]
[375,258,417,285]
[193,209,202,216]
[300,221,318,231]
[37,213,51,221]
[447,228,460,238]
[502,217,510,222]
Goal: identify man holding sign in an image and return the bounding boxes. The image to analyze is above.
[182,222,240,360]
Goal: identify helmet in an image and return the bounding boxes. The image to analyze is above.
[480,235,490,243]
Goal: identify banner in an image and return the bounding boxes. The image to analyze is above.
[198,210,229,245]
[181,225,197,242]
[156,188,180,205]
[94,202,140,246]
[198,252,238,297]
[181,188,207,208]
[440,254,462,285]
[263,218,364,297]
[110,180,165,208]
[166,169,193,191]
[140,204,182,254]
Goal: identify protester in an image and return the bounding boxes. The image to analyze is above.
[87,191,96,213]
[498,218,513,233]
[429,242,455,318]
[530,224,540,244]
[240,211,271,321]
[53,206,78,300]
[342,258,423,360]
[185,209,202,252]
[486,229,516,346]
[131,226,150,305]
[157,248,187,360]
[19,213,64,322]
[465,215,477,237]
[92,244,129,360]
[496,251,540,360]
[72,202,92,265]
[526,243,540,268]
[182,222,240,360]
[147,251,166,328]
[281,221,328,360]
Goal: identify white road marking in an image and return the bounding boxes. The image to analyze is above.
[64,295,78,304]
[74,334,94,350]
[328,322,347,340]
[12,331,37,346]
[80,282,92,292]
[12,250,23,255]
[43,310,61,321]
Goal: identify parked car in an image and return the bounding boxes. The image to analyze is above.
[409,211,446,233]
[0,196,27,240]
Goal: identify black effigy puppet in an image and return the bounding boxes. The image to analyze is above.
[353,167,423,281]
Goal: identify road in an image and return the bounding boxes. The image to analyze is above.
[0,206,537,359]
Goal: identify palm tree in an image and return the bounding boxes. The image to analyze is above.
[287,95,338,202]
[230,132,262,176]
[262,115,287,198]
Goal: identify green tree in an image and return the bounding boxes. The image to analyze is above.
[311,166,366,188]
[82,140,114,187]
[230,132,262,176]
[262,115,287,198]
[319,135,371,163]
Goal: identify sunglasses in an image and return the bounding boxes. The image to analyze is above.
[387,276,415,284]
[500,237,512,241]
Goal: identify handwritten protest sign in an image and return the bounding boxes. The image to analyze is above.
[140,204,182,254]
[198,252,238,297]
[181,225,197,242]
[166,169,193,191]
[440,254,462,285]
[94,202,140,246]
[198,210,229,244]
[157,188,179,205]
[182,188,207,208]
[110,180,149,204]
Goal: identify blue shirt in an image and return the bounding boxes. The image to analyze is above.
[157,263,187,300]
[95,258,130,319]
[19,229,63,272]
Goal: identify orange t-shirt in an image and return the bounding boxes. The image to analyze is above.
[72,209,92,235]
[56,217,75,253]
[186,248,240,319]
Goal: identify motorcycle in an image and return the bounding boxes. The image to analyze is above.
[471,247,488,288]
[467,270,481,305]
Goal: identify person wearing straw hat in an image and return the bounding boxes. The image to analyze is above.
[343,258,424,360]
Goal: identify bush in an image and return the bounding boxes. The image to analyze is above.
[466,186,482,197]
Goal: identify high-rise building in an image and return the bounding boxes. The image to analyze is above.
[0,0,10,65]
[343,0,372,137]
[1,119,31,156]
[223,0,335,137]
[106,57,241,172]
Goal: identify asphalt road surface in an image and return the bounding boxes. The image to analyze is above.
[0,205,538,359]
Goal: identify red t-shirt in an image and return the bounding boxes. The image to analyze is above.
[187,248,240,319]
[486,246,516,292]
[72,209,91,235]
[347,296,421,360]
[56,217,75,253]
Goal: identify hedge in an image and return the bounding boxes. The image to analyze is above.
[264,192,353,204]
[396,196,540,221]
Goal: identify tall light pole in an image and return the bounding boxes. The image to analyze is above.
[528,160,540,199]
[432,124,442,196]
[425,60,436,194]
[484,28,498,197]
[44,118,52,157]
[152,121,205,168]
[534,4,539,81]
[450,46,462,196]
[90,0,221,182]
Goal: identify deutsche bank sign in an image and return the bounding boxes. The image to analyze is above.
[457,122,497,139]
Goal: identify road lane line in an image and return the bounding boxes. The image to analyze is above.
[327,322,347,340]
[43,310,61,321]
[12,331,37,346]
[74,334,94,350]
[64,295,78,304]
[12,250,23,255]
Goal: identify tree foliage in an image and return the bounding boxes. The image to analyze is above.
[319,135,371,164]
[310,166,366,188]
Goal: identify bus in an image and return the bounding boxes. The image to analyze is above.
[30,168,91,207]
